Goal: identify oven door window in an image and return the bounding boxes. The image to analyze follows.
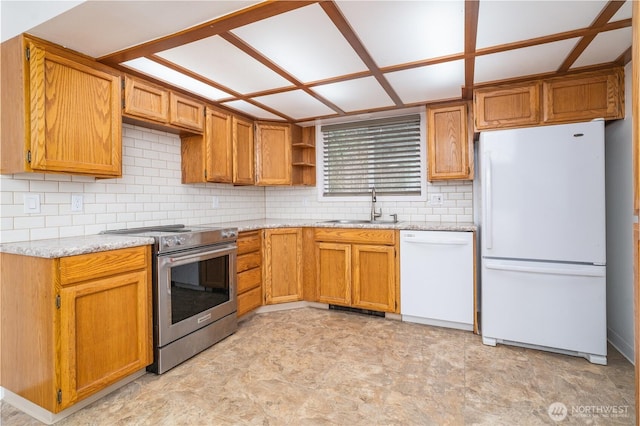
[169,255,230,324]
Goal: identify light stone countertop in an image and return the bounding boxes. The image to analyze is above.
[0,234,155,259]
[0,219,475,258]
[208,218,477,233]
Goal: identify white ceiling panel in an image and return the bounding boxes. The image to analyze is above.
[25,0,260,57]
[122,58,231,101]
[231,3,367,83]
[610,1,633,21]
[572,28,633,69]
[156,36,292,95]
[474,38,580,84]
[477,1,606,49]
[336,1,464,67]
[220,100,282,121]
[1,0,85,42]
[311,77,394,112]
[385,60,465,104]
[252,90,337,120]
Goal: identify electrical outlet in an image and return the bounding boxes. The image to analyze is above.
[212,196,219,208]
[429,194,444,205]
[71,194,83,212]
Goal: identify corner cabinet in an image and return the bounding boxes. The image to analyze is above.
[292,126,317,186]
[427,102,473,181]
[263,228,303,304]
[1,35,122,177]
[255,122,297,186]
[0,246,152,413]
[314,228,398,313]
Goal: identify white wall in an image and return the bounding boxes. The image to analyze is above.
[604,61,634,362]
[0,124,266,243]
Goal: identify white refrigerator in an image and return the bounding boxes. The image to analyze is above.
[477,120,607,365]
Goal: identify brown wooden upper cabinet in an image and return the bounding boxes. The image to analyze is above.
[474,82,541,130]
[255,122,298,185]
[181,108,233,184]
[0,35,122,177]
[233,116,256,185]
[123,75,204,133]
[543,68,624,123]
[292,126,317,186]
[473,67,624,131]
[427,102,474,181]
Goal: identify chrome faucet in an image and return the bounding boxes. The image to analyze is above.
[370,186,382,221]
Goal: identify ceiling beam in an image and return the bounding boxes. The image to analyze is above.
[98,1,317,65]
[319,1,404,107]
[558,0,626,72]
[463,0,480,100]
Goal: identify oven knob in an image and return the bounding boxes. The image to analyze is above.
[165,237,175,247]
[176,236,185,245]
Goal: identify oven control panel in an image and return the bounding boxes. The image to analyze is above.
[158,227,238,253]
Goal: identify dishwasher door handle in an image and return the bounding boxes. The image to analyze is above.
[402,237,469,245]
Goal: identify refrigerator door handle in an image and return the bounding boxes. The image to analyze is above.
[484,153,493,249]
[484,260,605,277]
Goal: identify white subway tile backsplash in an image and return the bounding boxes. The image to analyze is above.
[0,123,473,244]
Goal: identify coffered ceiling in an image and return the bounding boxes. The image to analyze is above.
[2,0,633,124]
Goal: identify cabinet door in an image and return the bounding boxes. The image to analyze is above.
[263,228,302,304]
[58,269,152,409]
[255,123,292,185]
[28,43,122,177]
[352,244,396,312]
[543,69,623,123]
[123,76,169,123]
[474,83,541,130]
[232,117,255,185]
[169,93,204,132]
[316,242,351,306]
[205,109,233,183]
[427,103,473,181]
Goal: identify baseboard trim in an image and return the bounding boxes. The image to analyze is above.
[607,328,635,364]
[2,369,146,425]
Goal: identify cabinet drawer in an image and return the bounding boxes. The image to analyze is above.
[314,228,396,245]
[60,246,149,286]
[237,286,262,317]
[238,251,261,273]
[237,231,261,254]
[238,267,261,294]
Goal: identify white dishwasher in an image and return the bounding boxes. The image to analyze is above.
[400,230,474,331]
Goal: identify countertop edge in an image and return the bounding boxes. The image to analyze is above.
[0,235,155,259]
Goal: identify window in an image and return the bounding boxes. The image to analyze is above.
[320,114,423,197]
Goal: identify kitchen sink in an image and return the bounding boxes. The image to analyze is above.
[320,219,400,225]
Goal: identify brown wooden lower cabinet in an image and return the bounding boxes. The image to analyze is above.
[263,228,303,304]
[315,228,399,313]
[236,230,263,316]
[0,245,152,413]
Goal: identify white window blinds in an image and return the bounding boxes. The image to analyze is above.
[321,114,422,196]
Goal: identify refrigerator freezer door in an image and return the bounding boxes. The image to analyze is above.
[481,259,607,360]
[480,121,605,264]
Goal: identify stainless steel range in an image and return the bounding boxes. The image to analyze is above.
[103,224,238,373]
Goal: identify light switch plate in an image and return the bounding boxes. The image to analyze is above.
[23,193,41,214]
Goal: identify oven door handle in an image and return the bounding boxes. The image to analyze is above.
[166,245,236,264]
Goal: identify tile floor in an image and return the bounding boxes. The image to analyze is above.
[1,307,635,425]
